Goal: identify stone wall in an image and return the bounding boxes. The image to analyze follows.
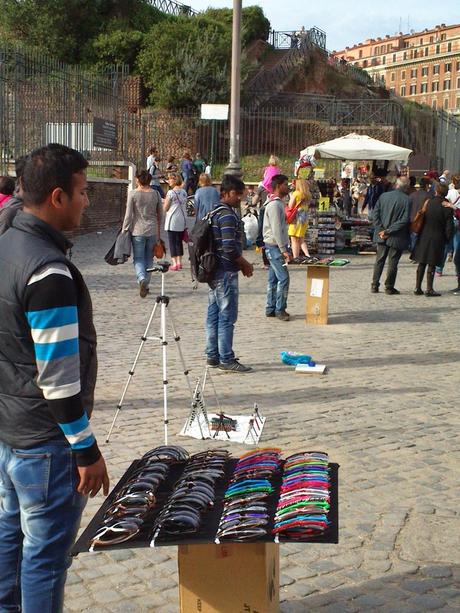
[75,177,129,236]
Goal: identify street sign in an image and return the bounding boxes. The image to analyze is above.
[93,117,117,150]
[200,104,229,121]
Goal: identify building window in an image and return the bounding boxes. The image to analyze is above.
[444,99,449,110]
[432,99,437,109]
[401,70,406,80]
[403,51,407,60]
[421,83,428,93]
[436,44,440,54]
[433,65,440,75]
[432,81,439,92]
[441,33,446,41]
[411,68,417,78]
[457,77,460,88]
[420,38,423,45]
[421,66,428,77]
[359,50,362,58]
[445,62,452,73]
[410,85,417,95]
[393,53,396,62]
[456,97,460,109]
[457,61,460,71]
[425,47,429,57]
[447,42,452,52]
[414,50,418,59]
[444,80,451,90]
[430,36,434,43]
[400,85,406,96]
[382,55,386,64]
[363,60,368,67]
[391,72,395,82]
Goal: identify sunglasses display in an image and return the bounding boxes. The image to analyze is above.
[79,447,337,554]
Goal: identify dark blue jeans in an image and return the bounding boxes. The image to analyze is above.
[132,235,156,287]
[205,271,239,364]
[265,245,290,314]
[0,440,86,612]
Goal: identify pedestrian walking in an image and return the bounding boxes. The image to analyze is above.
[181,151,195,195]
[146,147,164,198]
[0,144,109,612]
[205,175,254,373]
[409,177,431,251]
[194,173,220,220]
[371,177,411,294]
[263,174,292,320]
[193,152,206,176]
[435,176,460,275]
[411,183,454,296]
[164,173,187,271]
[122,170,162,298]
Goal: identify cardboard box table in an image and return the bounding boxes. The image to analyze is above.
[305,265,330,325]
[178,542,279,613]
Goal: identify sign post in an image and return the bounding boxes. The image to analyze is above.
[200,104,229,174]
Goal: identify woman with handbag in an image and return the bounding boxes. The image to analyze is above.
[286,178,311,264]
[410,183,454,296]
[164,173,188,271]
[122,170,162,298]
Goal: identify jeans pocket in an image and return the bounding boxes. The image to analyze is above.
[11,450,51,512]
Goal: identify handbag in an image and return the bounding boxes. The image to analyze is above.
[410,199,429,234]
[153,238,166,259]
[182,227,190,243]
[285,202,301,225]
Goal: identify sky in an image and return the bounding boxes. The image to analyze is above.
[188,0,460,51]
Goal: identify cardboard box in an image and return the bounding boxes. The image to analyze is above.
[178,543,279,613]
[305,265,330,325]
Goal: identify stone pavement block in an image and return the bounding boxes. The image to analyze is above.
[352,592,387,607]
[421,565,454,578]
[409,594,447,610]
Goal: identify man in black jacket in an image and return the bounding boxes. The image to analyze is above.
[371,177,411,294]
[0,144,109,611]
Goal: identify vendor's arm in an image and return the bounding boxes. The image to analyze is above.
[24,263,109,495]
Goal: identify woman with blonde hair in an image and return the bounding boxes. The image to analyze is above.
[194,173,220,220]
[287,178,311,263]
[164,173,188,270]
[262,154,281,193]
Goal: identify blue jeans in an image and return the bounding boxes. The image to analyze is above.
[205,271,239,364]
[265,245,290,314]
[435,231,459,274]
[0,440,86,613]
[132,235,156,286]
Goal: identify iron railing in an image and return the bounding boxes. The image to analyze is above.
[270,27,327,50]
[147,0,197,16]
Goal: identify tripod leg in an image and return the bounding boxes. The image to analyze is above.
[160,300,169,445]
[203,366,223,414]
[106,300,160,443]
[167,305,193,397]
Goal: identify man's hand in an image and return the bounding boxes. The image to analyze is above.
[77,455,110,498]
[282,251,292,263]
[240,259,254,277]
[378,230,387,240]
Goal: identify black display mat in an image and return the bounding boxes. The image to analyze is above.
[72,460,339,555]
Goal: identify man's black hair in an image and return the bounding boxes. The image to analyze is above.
[435,183,448,199]
[409,175,417,187]
[15,156,27,180]
[220,174,245,194]
[419,177,431,190]
[21,143,88,206]
[271,174,289,192]
[0,176,15,195]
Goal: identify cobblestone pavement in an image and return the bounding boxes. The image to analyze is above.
[65,228,460,612]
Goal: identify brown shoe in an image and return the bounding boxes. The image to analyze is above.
[139,280,148,298]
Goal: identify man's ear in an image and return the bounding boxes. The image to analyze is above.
[50,187,66,210]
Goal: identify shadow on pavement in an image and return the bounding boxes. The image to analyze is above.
[329,305,457,325]
[280,564,460,612]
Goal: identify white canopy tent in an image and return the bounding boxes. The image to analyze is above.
[301,133,412,162]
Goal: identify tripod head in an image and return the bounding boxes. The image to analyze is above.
[147,260,170,274]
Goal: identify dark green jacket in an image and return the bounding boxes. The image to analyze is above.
[372,188,411,250]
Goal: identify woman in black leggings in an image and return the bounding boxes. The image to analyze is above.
[411,183,454,296]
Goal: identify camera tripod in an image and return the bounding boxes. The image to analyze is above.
[106,261,193,445]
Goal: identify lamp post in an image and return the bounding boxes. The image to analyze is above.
[225,0,242,178]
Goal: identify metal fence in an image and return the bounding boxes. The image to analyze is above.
[1,44,459,178]
[147,0,197,17]
[0,44,129,174]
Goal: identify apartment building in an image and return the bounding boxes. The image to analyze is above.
[333,23,460,114]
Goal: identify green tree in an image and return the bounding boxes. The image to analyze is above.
[203,6,270,46]
[137,16,232,108]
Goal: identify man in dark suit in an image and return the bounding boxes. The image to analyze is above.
[371,177,411,294]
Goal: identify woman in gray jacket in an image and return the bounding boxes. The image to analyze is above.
[122,170,162,297]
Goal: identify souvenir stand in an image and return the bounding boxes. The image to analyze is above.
[300,133,412,325]
[73,447,339,613]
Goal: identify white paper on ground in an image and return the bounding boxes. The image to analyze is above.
[295,363,327,374]
[179,412,266,444]
[310,278,324,298]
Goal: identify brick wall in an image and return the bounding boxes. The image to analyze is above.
[73,177,129,236]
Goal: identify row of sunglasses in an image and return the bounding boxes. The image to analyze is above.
[273,452,330,539]
[90,445,190,548]
[216,448,281,541]
[89,446,331,548]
